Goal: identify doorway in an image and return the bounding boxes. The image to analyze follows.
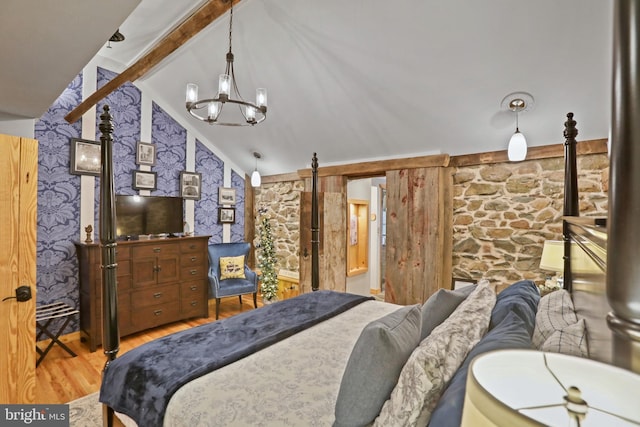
[345,177,386,298]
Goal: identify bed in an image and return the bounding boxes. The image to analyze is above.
[93,5,640,425]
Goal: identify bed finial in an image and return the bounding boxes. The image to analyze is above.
[311,152,319,292]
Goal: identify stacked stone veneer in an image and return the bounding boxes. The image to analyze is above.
[254,180,305,274]
[452,153,609,289]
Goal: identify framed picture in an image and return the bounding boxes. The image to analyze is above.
[218,187,236,206]
[218,207,236,224]
[180,171,202,200]
[136,142,156,166]
[70,138,101,176]
[132,170,157,190]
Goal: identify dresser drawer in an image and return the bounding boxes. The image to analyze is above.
[115,246,131,260]
[131,302,180,330]
[181,265,206,280]
[181,252,206,268]
[181,297,208,318]
[133,243,179,258]
[180,280,207,297]
[181,239,207,254]
[131,285,179,309]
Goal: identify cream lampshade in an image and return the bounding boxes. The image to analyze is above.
[461,349,640,426]
[540,240,604,274]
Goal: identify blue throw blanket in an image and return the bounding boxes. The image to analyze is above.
[99,290,372,427]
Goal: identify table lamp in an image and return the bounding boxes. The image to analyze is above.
[461,349,640,426]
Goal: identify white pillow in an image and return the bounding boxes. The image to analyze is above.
[373,282,496,427]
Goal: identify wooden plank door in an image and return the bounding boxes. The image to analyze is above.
[300,191,347,293]
[384,167,452,305]
[0,134,38,403]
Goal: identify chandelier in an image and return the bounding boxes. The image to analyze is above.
[185,1,267,126]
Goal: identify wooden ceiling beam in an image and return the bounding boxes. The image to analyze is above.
[64,0,233,124]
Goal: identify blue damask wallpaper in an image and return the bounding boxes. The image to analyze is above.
[195,139,224,243]
[33,66,246,335]
[96,67,141,196]
[230,170,245,242]
[152,102,186,196]
[34,73,83,332]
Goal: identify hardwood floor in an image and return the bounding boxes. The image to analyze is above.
[35,296,261,404]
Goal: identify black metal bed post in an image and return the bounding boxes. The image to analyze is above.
[562,112,579,292]
[98,105,120,427]
[608,0,640,373]
[311,153,319,291]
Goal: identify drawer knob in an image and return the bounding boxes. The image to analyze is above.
[190,286,197,291]
[191,257,197,262]
[190,301,197,306]
[189,244,196,249]
[153,248,161,253]
[153,292,162,298]
[190,269,197,275]
[154,309,163,316]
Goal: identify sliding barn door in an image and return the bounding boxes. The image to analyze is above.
[385,166,452,305]
[299,191,346,293]
[0,134,38,403]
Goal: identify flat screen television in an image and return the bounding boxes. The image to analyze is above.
[115,195,184,238]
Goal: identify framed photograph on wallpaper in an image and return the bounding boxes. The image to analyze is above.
[136,141,156,166]
[132,170,157,190]
[180,171,202,200]
[218,187,236,206]
[218,207,236,224]
[70,138,101,176]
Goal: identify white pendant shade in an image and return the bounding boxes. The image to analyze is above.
[508,131,527,161]
[251,169,261,187]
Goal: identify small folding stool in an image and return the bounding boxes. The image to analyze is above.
[35,302,79,367]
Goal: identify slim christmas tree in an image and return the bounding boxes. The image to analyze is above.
[258,216,279,301]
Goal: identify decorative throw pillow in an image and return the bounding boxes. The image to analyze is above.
[374,282,496,427]
[219,255,246,280]
[428,310,533,427]
[333,305,422,427]
[541,318,589,357]
[490,280,540,336]
[420,284,478,341]
[532,289,578,348]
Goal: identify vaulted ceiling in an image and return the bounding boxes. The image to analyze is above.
[1,0,612,176]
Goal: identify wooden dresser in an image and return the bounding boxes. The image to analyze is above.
[74,236,210,352]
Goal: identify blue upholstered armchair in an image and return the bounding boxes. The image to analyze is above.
[207,242,258,319]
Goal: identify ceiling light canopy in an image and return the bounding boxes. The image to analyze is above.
[185,1,267,126]
[502,92,534,162]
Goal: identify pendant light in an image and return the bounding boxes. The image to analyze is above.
[502,92,534,162]
[251,152,262,187]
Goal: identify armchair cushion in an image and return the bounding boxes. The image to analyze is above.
[220,255,246,280]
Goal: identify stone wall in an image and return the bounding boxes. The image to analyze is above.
[253,180,305,274]
[452,153,609,289]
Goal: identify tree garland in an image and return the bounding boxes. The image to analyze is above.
[258,216,279,301]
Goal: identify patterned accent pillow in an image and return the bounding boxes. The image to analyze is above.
[541,318,589,357]
[219,255,246,280]
[334,305,422,427]
[532,289,578,348]
[374,282,496,427]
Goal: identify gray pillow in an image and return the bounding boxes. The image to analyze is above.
[334,305,421,427]
[420,285,477,341]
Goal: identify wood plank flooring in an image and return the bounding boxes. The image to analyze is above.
[35,296,261,404]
